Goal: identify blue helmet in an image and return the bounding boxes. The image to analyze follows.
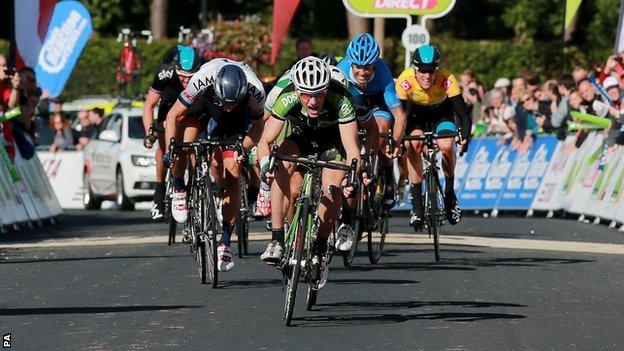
[346,33,380,66]
[174,45,201,75]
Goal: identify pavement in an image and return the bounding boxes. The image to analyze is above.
[1,210,624,350]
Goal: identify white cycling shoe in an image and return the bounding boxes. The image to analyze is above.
[172,188,188,223]
[335,223,355,252]
[260,240,283,265]
[217,244,235,272]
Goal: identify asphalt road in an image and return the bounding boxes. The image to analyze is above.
[1,210,624,350]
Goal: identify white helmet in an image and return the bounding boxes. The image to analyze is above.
[291,56,331,93]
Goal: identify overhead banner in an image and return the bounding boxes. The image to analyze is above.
[343,0,456,17]
[35,0,92,97]
[270,0,302,64]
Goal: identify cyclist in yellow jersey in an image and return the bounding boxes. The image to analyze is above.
[395,45,471,228]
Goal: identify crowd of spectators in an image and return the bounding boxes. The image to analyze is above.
[464,56,624,152]
[1,52,106,156]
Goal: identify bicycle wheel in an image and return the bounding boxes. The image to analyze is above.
[343,186,363,267]
[236,176,249,258]
[368,170,388,264]
[203,181,219,288]
[426,171,441,262]
[284,200,308,326]
[306,281,318,311]
[168,215,176,245]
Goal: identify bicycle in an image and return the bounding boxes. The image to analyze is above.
[403,131,459,262]
[342,131,393,266]
[268,144,357,326]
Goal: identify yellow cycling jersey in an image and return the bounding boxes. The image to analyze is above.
[395,67,461,107]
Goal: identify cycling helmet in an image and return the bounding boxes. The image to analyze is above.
[411,44,442,70]
[346,33,380,66]
[173,45,201,75]
[318,53,338,66]
[214,64,249,105]
[291,56,331,93]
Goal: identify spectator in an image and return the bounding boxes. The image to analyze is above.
[73,110,93,150]
[573,66,588,84]
[0,54,18,113]
[483,89,514,136]
[48,112,74,152]
[460,69,483,123]
[526,76,540,95]
[511,77,527,106]
[512,91,536,152]
[551,74,576,137]
[577,79,609,117]
[87,107,104,137]
[602,77,624,147]
[8,67,40,159]
[295,37,316,61]
[493,77,511,101]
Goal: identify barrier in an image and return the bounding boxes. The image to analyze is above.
[37,150,85,209]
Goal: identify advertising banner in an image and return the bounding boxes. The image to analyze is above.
[563,133,604,214]
[454,138,481,195]
[497,136,558,209]
[531,135,578,211]
[603,149,624,222]
[37,150,85,209]
[35,0,93,97]
[343,0,456,17]
[583,147,624,219]
[459,138,499,209]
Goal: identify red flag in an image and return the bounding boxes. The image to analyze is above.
[271,0,301,65]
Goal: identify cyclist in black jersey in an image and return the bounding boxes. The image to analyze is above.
[142,45,202,221]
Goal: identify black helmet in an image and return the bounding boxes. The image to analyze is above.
[214,64,249,105]
[411,44,442,70]
[173,45,202,75]
[318,53,338,66]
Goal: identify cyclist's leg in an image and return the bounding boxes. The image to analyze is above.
[171,115,200,223]
[405,117,426,228]
[434,118,462,224]
[214,145,242,271]
[373,108,396,209]
[151,122,167,220]
[261,137,301,263]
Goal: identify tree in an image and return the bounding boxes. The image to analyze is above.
[151,0,168,40]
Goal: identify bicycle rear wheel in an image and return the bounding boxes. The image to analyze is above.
[236,177,249,258]
[284,200,308,326]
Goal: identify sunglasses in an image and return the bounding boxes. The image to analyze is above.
[417,67,438,75]
[299,90,326,99]
[352,63,374,71]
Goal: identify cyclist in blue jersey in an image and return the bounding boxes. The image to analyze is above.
[334,33,407,251]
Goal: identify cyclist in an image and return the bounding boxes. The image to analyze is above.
[257,55,349,220]
[257,56,360,288]
[142,45,201,221]
[164,58,266,272]
[395,44,471,228]
[334,33,407,251]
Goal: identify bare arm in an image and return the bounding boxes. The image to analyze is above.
[164,100,188,151]
[142,89,161,133]
[390,105,407,149]
[338,121,361,171]
[257,116,284,167]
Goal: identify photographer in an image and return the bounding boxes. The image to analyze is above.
[7,67,41,159]
[0,54,18,112]
[460,69,484,123]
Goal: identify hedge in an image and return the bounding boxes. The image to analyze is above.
[1,36,611,101]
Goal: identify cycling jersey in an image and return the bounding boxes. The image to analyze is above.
[337,57,401,121]
[179,58,265,118]
[149,63,184,122]
[396,67,461,107]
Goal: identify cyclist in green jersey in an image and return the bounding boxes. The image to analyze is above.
[257,56,360,288]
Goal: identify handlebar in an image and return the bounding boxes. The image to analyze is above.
[402,131,467,156]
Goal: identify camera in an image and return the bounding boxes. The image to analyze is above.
[468,87,478,96]
[615,56,624,64]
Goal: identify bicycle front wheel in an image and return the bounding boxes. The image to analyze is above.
[343,186,364,267]
[203,182,219,288]
[236,177,249,258]
[426,172,441,262]
[284,200,308,326]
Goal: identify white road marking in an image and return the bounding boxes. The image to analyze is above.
[1,232,624,255]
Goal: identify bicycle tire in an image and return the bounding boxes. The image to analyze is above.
[427,171,441,262]
[306,283,318,311]
[236,176,249,258]
[284,200,308,326]
[168,216,176,245]
[367,166,388,264]
[199,239,208,284]
[343,185,363,267]
[203,180,219,288]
